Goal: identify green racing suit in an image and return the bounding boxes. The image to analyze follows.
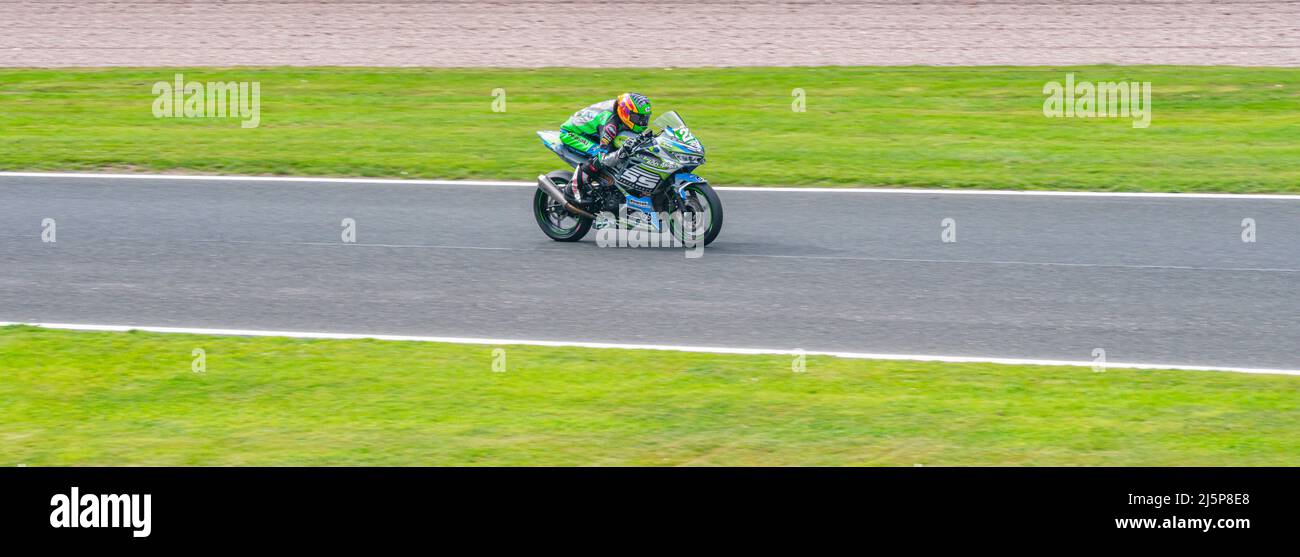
[559,99,628,156]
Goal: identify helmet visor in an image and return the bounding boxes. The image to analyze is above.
[628,110,649,128]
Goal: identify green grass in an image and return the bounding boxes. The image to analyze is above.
[2,326,1296,466]
[1,66,1298,192]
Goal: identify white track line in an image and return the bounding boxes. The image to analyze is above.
[4,321,1297,376]
[2,171,1296,200]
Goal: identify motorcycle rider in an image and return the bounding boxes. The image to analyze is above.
[558,92,652,198]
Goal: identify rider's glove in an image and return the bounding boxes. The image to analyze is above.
[617,138,641,159]
[596,149,621,168]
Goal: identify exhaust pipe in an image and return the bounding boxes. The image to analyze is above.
[537,175,597,220]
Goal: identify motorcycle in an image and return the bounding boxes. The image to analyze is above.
[533,110,723,247]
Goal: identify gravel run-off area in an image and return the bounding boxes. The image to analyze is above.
[1,1,1297,67]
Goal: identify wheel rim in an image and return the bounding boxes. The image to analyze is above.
[672,186,713,243]
[538,180,582,235]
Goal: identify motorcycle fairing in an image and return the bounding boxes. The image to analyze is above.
[672,173,707,199]
[537,130,589,167]
[623,193,660,231]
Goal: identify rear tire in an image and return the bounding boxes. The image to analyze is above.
[533,170,592,242]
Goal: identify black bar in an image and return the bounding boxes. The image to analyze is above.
[2,467,1290,547]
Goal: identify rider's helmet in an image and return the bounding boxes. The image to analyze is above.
[616,92,652,133]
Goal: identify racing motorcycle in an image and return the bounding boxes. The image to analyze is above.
[533,111,722,247]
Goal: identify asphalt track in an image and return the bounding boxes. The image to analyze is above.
[1,174,1297,371]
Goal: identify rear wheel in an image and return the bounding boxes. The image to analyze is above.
[533,170,592,242]
[667,182,723,247]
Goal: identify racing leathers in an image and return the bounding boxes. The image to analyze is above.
[559,99,636,197]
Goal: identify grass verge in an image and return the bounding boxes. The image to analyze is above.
[1,66,1297,192]
[2,325,1296,466]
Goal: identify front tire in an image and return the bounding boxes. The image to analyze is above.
[533,170,592,242]
[668,182,724,247]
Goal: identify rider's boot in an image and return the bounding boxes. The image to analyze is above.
[570,164,594,201]
[571,159,605,201]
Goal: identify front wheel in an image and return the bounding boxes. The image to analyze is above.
[667,182,724,247]
[533,171,592,242]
